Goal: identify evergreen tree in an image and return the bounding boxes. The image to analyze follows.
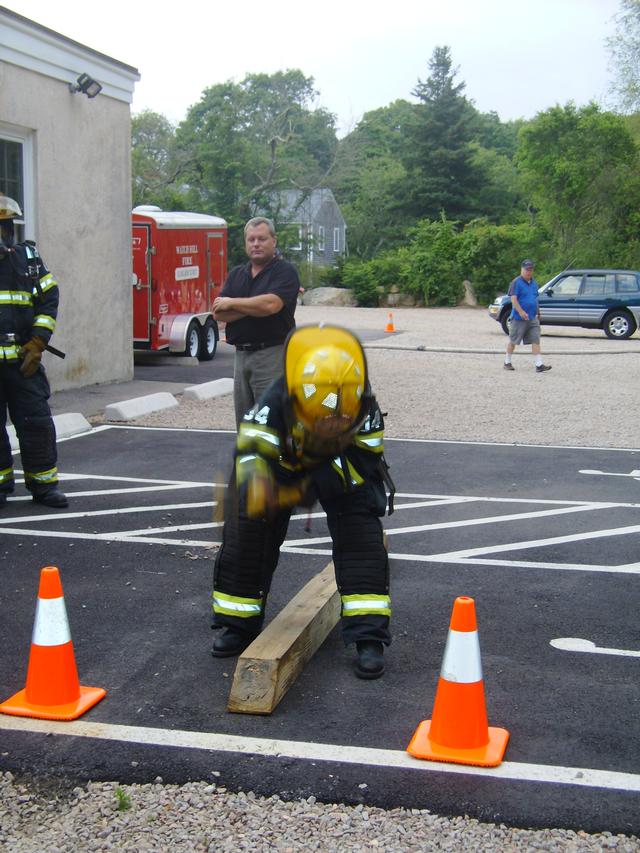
[402,46,484,221]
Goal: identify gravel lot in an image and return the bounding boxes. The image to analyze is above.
[3,305,640,850]
[130,305,640,449]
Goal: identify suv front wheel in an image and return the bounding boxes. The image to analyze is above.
[603,309,637,340]
[500,309,511,335]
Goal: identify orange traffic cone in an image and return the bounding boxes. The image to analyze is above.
[407,596,509,767]
[0,566,106,721]
[385,312,396,333]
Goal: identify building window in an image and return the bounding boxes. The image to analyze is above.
[317,225,325,253]
[0,139,23,205]
[333,227,341,253]
[290,225,303,251]
[0,124,33,242]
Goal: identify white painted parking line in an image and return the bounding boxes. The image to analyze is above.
[428,522,640,561]
[580,468,640,479]
[3,472,640,576]
[0,502,214,524]
[16,468,216,487]
[0,527,216,547]
[280,546,640,575]
[386,498,616,536]
[550,638,640,657]
[0,716,639,794]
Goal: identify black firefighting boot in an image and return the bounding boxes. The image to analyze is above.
[354,640,385,680]
[211,627,253,658]
[32,488,69,508]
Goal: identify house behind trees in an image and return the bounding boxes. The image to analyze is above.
[274,188,347,269]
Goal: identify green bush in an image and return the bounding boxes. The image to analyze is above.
[341,259,379,306]
[403,217,464,306]
[337,215,555,308]
[340,253,410,306]
[459,220,546,303]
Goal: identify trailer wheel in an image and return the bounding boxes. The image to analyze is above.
[199,318,218,361]
[184,321,200,358]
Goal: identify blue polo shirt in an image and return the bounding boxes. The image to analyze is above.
[510,275,539,321]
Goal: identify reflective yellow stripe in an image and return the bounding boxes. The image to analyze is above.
[354,430,384,453]
[341,593,391,617]
[0,466,13,483]
[0,345,21,360]
[235,453,269,485]
[0,291,32,305]
[37,273,57,293]
[330,455,364,487]
[24,467,58,484]
[212,590,262,617]
[33,314,56,332]
[237,423,281,459]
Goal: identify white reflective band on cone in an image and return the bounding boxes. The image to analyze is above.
[31,597,71,646]
[440,629,483,683]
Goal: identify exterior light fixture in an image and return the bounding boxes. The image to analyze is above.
[68,73,102,99]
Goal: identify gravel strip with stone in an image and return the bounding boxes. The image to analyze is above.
[2,773,638,852]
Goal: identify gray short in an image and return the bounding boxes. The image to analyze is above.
[509,317,540,345]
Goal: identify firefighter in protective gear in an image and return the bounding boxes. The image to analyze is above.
[0,195,67,508]
[211,324,395,679]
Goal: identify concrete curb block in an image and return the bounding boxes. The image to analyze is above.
[183,378,234,401]
[104,392,179,422]
[54,412,93,440]
[8,412,92,452]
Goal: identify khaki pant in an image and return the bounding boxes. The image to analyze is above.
[233,344,284,426]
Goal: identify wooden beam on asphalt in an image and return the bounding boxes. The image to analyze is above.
[227,561,340,715]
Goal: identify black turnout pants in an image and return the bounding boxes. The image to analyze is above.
[212,479,391,646]
[0,363,59,496]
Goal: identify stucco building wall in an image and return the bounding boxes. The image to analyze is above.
[0,6,139,390]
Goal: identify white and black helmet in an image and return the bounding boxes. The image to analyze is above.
[0,195,22,220]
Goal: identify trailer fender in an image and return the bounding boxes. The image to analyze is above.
[168,313,219,354]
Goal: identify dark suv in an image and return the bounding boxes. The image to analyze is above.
[488,269,640,339]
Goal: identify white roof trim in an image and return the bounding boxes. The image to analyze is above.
[133,208,228,229]
[0,7,140,104]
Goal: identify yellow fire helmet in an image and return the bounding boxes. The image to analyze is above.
[284,324,370,442]
[0,196,22,220]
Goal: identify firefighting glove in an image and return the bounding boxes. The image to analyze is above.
[246,476,312,520]
[19,336,47,378]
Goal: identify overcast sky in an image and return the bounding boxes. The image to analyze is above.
[6,0,623,134]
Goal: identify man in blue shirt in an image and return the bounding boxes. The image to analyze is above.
[503,260,551,373]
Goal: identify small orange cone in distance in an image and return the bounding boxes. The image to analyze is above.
[385,312,395,333]
[407,596,509,767]
[0,566,106,721]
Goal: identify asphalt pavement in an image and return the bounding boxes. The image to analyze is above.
[1,423,639,834]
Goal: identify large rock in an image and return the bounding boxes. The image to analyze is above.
[302,287,357,307]
[460,280,478,307]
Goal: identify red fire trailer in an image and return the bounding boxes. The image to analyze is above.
[132,206,228,360]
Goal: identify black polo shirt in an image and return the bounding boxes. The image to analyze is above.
[221,256,300,347]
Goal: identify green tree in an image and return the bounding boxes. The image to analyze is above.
[176,70,339,261]
[516,103,639,262]
[331,100,414,257]
[131,110,189,208]
[469,145,524,223]
[402,46,485,221]
[607,0,640,112]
